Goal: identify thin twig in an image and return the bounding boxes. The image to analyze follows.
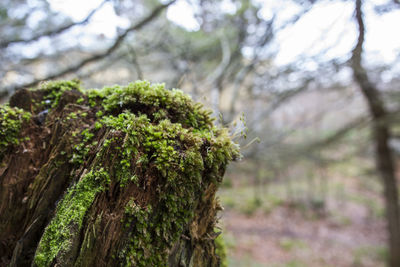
[0,0,109,48]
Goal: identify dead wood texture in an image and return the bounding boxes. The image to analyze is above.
[0,80,238,267]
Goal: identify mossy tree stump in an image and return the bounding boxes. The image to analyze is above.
[0,80,238,267]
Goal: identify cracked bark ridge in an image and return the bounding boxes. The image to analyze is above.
[0,80,238,267]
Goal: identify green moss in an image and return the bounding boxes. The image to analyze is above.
[0,105,31,158]
[215,233,228,267]
[69,127,96,165]
[30,80,239,266]
[106,111,238,265]
[87,80,214,129]
[76,97,85,104]
[37,79,82,109]
[34,168,110,267]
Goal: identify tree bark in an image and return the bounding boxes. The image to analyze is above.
[351,1,400,266]
[0,80,237,267]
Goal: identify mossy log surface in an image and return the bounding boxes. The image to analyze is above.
[0,80,238,267]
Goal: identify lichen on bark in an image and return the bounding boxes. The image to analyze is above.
[0,80,238,267]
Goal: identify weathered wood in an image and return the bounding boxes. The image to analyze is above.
[0,80,238,267]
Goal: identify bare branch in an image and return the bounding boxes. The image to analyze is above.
[0,0,109,48]
[206,35,231,85]
[228,63,255,119]
[352,1,400,265]
[207,34,231,117]
[127,46,143,80]
[76,52,126,80]
[2,0,176,98]
[307,116,369,150]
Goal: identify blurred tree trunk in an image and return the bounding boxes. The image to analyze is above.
[0,81,235,267]
[352,0,400,266]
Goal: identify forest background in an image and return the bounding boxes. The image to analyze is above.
[1,0,400,266]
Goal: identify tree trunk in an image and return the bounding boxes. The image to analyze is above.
[352,1,400,266]
[0,80,238,267]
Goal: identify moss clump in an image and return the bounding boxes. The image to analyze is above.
[29,80,239,266]
[87,80,214,129]
[36,79,81,109]
[215,233,228,267]
[106,113,237,266]
[69,127,97,165]
[34,168,110,267]
[0,105,31,158]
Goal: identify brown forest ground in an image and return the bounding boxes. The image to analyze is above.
[219,170,387,267]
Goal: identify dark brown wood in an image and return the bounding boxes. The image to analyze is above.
[351,1,400,266]
[0,81,232,267]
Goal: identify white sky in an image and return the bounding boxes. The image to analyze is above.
[49,0,130,38]
[48,0,400,66]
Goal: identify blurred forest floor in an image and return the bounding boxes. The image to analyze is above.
[218,163,388,267]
